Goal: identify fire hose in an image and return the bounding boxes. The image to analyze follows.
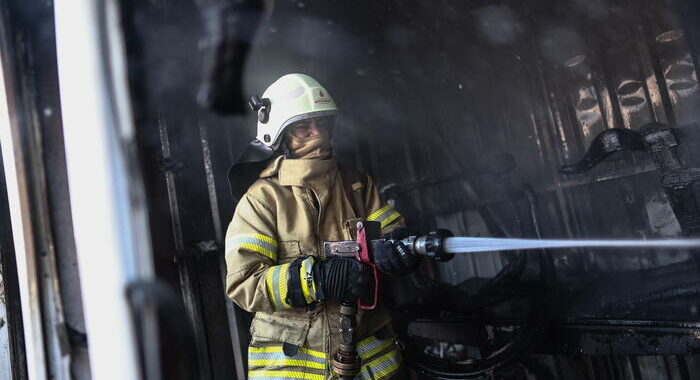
[324,222,700,378]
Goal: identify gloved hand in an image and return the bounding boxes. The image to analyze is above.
[286,256,372,307]
[317,257,372,303]
[372,227,422,275]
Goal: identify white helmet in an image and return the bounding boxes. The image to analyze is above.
[249,73,338,149]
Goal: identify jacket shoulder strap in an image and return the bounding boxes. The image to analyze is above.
[338,163,368,219]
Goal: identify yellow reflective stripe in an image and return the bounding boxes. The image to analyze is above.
[298,347,325,359]
[249,370,324,380]
[363,348,401,380]
[230,233,278,248]
[254,234,278,246]
[228,233,278,261]
[299,257,315,304]
[265,264,291,310]
[367,205,402,228]
[249,349,325,368]
[380,211,401,228]
[277,264,290,309]
[265,268,278,309]
[357,336,393,360]
[249,345,326,359]
[239,243,276,260]
[308,260,318,300]
[299,266,312,304]
[248,359,324,370]
[367,205,392,221]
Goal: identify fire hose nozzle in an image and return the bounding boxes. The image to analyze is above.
[402,229,455,262]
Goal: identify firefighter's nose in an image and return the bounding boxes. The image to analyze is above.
[308,121,321,136]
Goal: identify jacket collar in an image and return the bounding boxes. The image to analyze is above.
[260,156,338,188]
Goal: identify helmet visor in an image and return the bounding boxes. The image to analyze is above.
[286,115,337,139]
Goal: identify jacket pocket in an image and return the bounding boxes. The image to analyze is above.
[278,240,302,263]
[250,311,310,347]
[248,312,325,378]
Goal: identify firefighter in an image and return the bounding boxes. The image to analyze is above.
[224,73,420,380]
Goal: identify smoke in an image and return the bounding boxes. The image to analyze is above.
[386,25,416,48]
[570,0,624,20]
[244,13,364,97]
[273,15,361,59]
[539,26,586,64]
[473,5,524,45]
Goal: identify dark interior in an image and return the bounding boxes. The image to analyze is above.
[117,0,700,378]
[2,0,700,378]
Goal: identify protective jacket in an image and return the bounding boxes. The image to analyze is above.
[225,156,405,380]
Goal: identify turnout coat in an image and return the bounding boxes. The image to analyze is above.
[225,156,405,380]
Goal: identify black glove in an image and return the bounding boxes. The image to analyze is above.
[317,257,372,303]
[372,227,422,275]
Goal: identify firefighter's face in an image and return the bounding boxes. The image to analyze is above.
[288,117,334,139]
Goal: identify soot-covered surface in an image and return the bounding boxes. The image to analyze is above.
[119,0,700,378]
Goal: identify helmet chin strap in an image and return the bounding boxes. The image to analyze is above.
[278,139,292,159]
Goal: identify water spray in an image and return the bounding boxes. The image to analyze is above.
[400,230,700,261]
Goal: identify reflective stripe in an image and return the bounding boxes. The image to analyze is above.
[249,370,324,380]
[361,348,401,379]
[381,211,401,228]
[367,205,401,228]
[265,264,291,310]
[249,350,325,369]
[250,356,324,366]
[249,345,325,359]
[227,233,278,261]
[307,257,318,301]
[367,205,391,221]
[249,358,324,370]
[355,336,401,379]
[357,335,393,360]
[248,345,327,380]
[299,256,316,303]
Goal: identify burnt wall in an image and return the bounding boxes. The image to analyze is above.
[119,0,700,378]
